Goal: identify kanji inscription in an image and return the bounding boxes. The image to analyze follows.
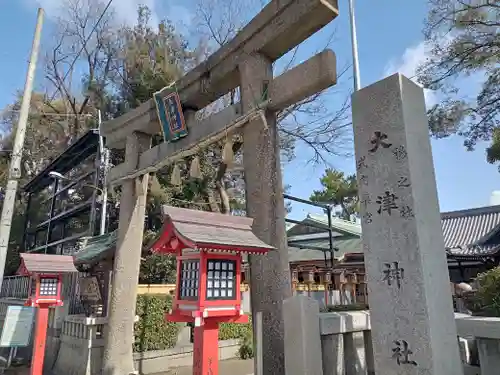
[363,212,373,224]
[392,340,418,366]
[207,357,214,375]
[360,193,371,208]
[397,176,410,188]
[369,131,392,153]
[392,145,407,161]
[376,191,398,215]
[382,261,404,289]
[400,205,414,219]
[193,346,202,375]
[357,156,368,169]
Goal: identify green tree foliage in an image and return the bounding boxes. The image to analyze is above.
[464,267,500,317]
[417,0,499,155]
[0,0,352,276]
[310,169,359,220]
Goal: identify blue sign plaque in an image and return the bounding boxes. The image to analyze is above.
[154,87,188,142]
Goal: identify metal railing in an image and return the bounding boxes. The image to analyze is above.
[0,276,30,299]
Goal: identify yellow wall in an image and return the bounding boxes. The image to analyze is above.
[137,283,250,295]
[137,284,176,295]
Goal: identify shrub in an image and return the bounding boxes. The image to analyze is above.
[238,328,254,359]
[134,294,181,352]
[464,267,500,317]
[219,316,253,360]
[320,303,369,313]
[139,253,176,284]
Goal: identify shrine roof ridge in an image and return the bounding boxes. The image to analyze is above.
[18,253,77,275]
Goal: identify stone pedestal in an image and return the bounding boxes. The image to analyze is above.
[283,295,323,375]
[352,73,463,375]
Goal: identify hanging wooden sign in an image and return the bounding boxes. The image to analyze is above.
[153,86,188,142]
[79,276,102,303]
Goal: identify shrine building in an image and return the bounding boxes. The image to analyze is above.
[286,205,500,305]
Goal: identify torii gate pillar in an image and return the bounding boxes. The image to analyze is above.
[240,54,291,374]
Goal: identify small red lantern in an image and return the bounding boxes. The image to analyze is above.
[149,206,274,375]
[17,254,77,375]
[26,274,63,307]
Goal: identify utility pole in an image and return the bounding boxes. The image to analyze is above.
[348,0,361,91]
[98,109,109,235]
[0,8,44,288]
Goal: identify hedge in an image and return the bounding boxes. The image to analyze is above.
[134,294,180,352]
[219,316,253,340]
[134,294,252,353]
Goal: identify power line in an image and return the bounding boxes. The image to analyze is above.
[0,109,93,118]
[47,0,114,103]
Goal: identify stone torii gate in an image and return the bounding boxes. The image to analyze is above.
[100,1,340,374]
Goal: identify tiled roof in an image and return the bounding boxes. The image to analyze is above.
[73,231,118,266]
[289,205,500,258]
[441,205,500,256]
[288,237,363,262]
[19,254,77,274]
[305,214,361,236]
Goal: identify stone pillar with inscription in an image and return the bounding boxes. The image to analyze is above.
[353,73,463,375]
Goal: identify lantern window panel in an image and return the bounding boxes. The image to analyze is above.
[206,260,236,300]
[39,278,59,297]
[179,260,200,300]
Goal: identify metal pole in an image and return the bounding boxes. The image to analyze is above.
[44,178,59,254]
[0,9,44,287]
[327,205,334,267]
[348,0,361,91]
[98,110,109,235]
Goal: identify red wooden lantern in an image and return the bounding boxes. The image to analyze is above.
[26,274,63,307]
[17,254,77,375]
[149,206,274,375]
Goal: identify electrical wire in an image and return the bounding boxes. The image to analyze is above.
[0,109,93,118]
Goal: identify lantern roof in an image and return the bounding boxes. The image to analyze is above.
[149,206,275,254]
[17,253,77,276]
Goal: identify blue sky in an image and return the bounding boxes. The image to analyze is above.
[0,0,498,220]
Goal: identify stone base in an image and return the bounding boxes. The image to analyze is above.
[51,315,241,375]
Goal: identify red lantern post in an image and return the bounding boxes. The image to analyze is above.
[149,206,274,375]
[17,254,77,375]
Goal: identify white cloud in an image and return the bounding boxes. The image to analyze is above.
[383,41,437,107]
[23,0,159,27]
[25,0,195,34]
